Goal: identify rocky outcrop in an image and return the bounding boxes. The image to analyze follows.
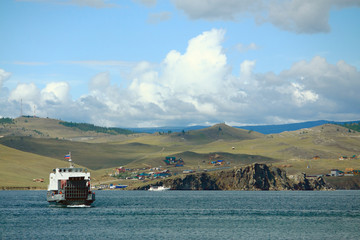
[139,163,330,191]
[290,173,328,190]
[214,163,293,190]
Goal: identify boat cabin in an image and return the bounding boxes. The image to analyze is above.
[48,167,91,192]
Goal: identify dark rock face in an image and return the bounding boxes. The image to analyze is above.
[291,173,322,190]
[141,163,330,191]
[169,173,218,190]
[214,164,294,190]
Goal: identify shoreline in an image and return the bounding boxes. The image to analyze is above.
[1,176,359,191]
[0,186,46,190]
[1,187,359,191]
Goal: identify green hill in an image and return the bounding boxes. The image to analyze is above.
[170,123,263,144]
[0,116,132,140]
[0,136,162,170]
[0,144,72,188]
[1,118,360,188]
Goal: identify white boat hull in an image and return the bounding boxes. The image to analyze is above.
[148,186,170,191]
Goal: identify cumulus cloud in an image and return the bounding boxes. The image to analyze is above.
[240,60,256,78]
[290,82,319,106]
[7,81,72,119]
[41,82,70,105]
[102,29,359,126]
[0,69,11,89]
[9,83,40,103]
[172,0,360,33]
[9,82,70,106]
[1,30,360,126]
[89,72,111,92]
[279,56,360,109]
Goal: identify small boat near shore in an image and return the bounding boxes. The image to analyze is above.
[148,186,170,191]
[109,184,128,189]
[46,152,95,206]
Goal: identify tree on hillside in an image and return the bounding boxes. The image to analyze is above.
[0,118,14,124]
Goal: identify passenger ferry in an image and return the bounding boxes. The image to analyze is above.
[46,153,95,206]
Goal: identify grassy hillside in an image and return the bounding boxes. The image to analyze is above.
[337,121,360,132]
[58,121,133,135]
[189,124,360,175]
[171,123,263,144]
[1,119,360,188]
[0,144,70,188]
[0,116,132,140]
[0,136,163,170]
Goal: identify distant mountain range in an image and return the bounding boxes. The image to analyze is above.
[128,120,360,134]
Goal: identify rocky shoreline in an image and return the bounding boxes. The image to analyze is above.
[4,164,358,191]
[137,163,331,191]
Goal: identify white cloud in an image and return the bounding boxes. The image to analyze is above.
[240,60,256,77]
[172,0,360,33]
[9,83,40,103]
[89,72,111,92]
[0,69,11,89]
[41,82,70,105]
[1,30,360,126]
[9,82,70,106]
[8,83,40,117]
[161,29,228,96]
[290,82,319,106]
[7,81,72,118]
[280,56,360,107]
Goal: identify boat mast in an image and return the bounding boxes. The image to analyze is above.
[68,152,74,168]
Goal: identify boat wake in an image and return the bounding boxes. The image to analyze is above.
[67,204,91,208]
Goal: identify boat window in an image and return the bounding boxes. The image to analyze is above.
[59,169,62,172]
[68,169,72,172]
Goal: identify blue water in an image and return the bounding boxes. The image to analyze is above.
[1,190,359,239]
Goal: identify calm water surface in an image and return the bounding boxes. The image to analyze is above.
[0,190,359,239]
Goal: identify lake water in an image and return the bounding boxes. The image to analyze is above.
[0,190,359,239]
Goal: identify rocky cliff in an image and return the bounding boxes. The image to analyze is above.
[139,163,330,190]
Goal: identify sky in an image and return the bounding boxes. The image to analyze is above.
[0,0,360,128]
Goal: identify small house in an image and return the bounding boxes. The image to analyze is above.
[115,167,126,174]
[344,168,354,176]
[330,169,342,177]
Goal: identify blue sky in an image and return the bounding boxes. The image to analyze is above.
[0,0,360,127]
